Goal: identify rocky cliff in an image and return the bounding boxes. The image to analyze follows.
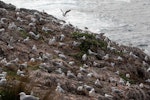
[0,1,150,100]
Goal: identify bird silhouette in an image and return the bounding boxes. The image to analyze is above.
[60,9,71,17]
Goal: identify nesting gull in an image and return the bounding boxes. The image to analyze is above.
[19,92,39,100]
[82,54,87,61]
[89,88,95,97]
[56,83,64,93]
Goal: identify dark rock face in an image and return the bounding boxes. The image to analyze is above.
[125,87,146,100]
[0,1,16,10]
[0,47,5,57]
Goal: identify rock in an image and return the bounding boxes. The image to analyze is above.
[0,1,16,10]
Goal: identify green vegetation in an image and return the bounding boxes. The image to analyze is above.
[70,52,84,60]
[0,82,28,100]
[20,30,28,38]
[72,32,96,40]
[114,50,124,56]
[28,64,39,70]
[119,74,135,84]
[72,32,107,53]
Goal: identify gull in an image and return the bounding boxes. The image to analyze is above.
[10,58,19,64]
[117,56,123,61]
[88,49,97,55]
[123,49,127,53]
[15,8,20,11]
[80,67,87,73]
[23,37,30,43]
[115,71,119,75]
[0,18,7,24]
[28,32,40,40]
[83,85,93,91]
[60,34,65,41]
[34,34,40,40]
[53,61,63,67]
[95,34,103,39]
[68,61,75,65]
[109,77,117,83]
[58,54,67,59]
[0,72,7,78]
[95,79,102,87]
[60,9,71,17]
[55,68,62,74]
[93,61,98,67]
[17,27,23,31]
[17,17,23,22]
[0,58,7,64]
[80,36,86,40]
[19,92,39,100]
[0,77,7,85]
[58,42,66,47]
[109,47,116,50]
[32,45,37,51]
[104,37,109,42]
[72,41,80,46]
[89,88,95,97]
[16,12,20,15]
[104,94,113,98]
[19,62,28,69]
[7,43,14,50]
[142,61,147,66]
[83,64,89,68]
[126,81,130,87]
[17,69,25,76]
[82,54,87,61]
[48,37,56,45]
[36,56,42,61]
[147,67,150,72]
[144,56,148,61]
[42,26,53,32]
[61,72,65,77]
[77,86,84,91]
[77,73,83,79]
[31,17,36,22]
[67,70,76,78]
[39,63,48,70]
[8,22,17,30]
[41,53,49,61]
[30,58,35,62]
[107,41,111,48]
[53,50,61,54]
[111,62,115,67]
[5,62,13,67]
[87,72,93,78]
[28,31,36,36]
[119,78,125,85]
[139,83,144,88]
[126,73,130,78]
[111,87,122,94]
[56,83,64,93]
[29,23,36,27]
[129,52,138,58]
[0,28,5,33]
[145,79,150,83]
[103,54,109,60]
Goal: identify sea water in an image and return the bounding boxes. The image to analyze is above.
[2,0,150,55]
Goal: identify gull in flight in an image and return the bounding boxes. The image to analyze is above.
[60,9,71,17]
